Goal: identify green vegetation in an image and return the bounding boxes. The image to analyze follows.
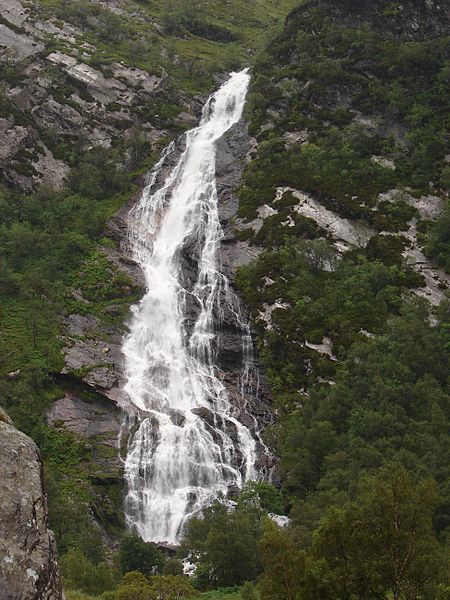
[35,0,299,95]
[257,465,448,600]
[239,0,449,221]
[226,0,450,598]
[181,502,260,588]
[426,206,450,272]
[0,142,143,563]
[119,534,165,577]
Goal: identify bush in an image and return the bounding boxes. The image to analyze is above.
[182,503,260,589]
[60,549,117,595]
[119,533,165,576]
[237,482,284,515]
[69,147,130,201]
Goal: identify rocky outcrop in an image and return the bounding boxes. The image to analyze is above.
[0,0,196,192]
[0,410,62,600]
[47,384,121,444]
[217,122,264,274]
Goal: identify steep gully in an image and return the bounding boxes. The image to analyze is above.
[119,70,273,544]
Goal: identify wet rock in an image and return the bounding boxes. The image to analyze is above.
[217,329,244,370]
[191,406,215,428]
[221,416,239,444]
[0,409,63,599]
[6,369,21,380]
[214,119,266,274]
[169,410,186,427]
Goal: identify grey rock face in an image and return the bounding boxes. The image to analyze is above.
[0,0,191,193]
[0,415,63,600]
[0,24,44,62]
[216,122,264,274]
[215,120,274,437]
[47,390,121,445]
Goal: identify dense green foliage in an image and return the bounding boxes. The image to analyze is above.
[177,467,449,599]
[427,206,450,272]
[0,143,142,557]
[181,502,261,588]
[257,465,449,600]
[119,535,165,577]
[229,0,450,598]
[239,0,449,221]
[237,481,284,515]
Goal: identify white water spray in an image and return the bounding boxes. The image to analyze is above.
[121,70,260,544]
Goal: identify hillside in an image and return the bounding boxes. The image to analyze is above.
[234,0,450,564]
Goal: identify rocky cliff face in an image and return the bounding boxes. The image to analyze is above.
[0,409,63,600]
[0,0,201,192]
[288,0,450,40]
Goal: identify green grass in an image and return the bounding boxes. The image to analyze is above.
[65,592,97,600]
[35,0,299,95]
[0,298,64,374]
[190,587,244,600]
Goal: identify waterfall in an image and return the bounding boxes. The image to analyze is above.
[121,69,261,544]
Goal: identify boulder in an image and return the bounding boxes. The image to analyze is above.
[0,411,62,600]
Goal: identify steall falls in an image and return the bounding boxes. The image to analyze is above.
[120,69,264,544]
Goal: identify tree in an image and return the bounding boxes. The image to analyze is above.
[148,575,198,600]
[258,520,306,600]
[59,549,117,595]
[237,481,285,515]
[120,533,164,576]
[163,559,184,576]
[182,503,260,588]
[312,463,447,600]
[241,581,258,600]
[116,571,151,600]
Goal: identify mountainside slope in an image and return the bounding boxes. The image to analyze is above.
[1,0,450,597]
[235,0,450,536]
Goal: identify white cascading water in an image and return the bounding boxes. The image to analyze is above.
[121,69,260,544]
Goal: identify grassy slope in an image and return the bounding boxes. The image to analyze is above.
[36,0,299,94]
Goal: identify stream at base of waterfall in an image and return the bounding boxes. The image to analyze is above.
[120,69,265,544]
